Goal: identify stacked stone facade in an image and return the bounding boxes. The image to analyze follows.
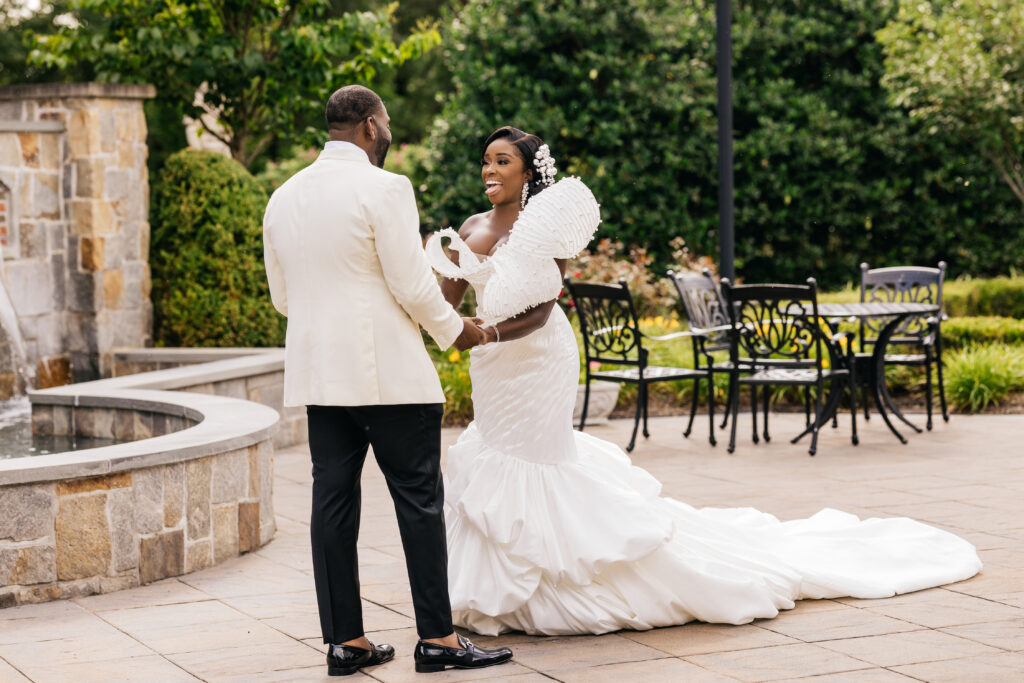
[0,444,275,608]
[0,83,155,388]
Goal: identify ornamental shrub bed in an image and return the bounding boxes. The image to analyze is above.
[150,150,285,347]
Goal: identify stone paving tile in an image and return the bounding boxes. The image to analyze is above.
[944,567,1024,600]
[3,413,1023,681]
[99,600,295,655]
[556,655,739,682]
[505,632,672,673]
[755,604,919,642]
[6,655,199,683]
[366,658,537,682]
[859,589,1024,628]
[0,657,30,683]
[683,642,873,682]
[73,578,210,612]
[890,651,1024,681]
[940,618,1024,651]
[773,670,917,682]
[0,601,113,646]
[0,631,154,669]
[179,553,313,598]
[210,666,331,683]
[816,628,1001,666]
[360,581,414,605]
[166,640,323,682]
[621,623,797,656]
[219,589,318,620]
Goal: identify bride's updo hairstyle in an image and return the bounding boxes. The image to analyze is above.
[483,126,552,204]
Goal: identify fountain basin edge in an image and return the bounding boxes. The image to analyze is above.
[0,349,289,608]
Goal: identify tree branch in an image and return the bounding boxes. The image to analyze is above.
[984,147,1024,208]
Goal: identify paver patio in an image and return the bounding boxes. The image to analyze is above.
[2,412,1023,682]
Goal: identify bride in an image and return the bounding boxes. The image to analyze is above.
[424,126,981,636]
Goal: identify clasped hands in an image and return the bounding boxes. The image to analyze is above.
[453,317,497,351]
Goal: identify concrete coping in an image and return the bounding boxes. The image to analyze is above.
[0,82,157,101]
[0,121,66,133]
[2,349,285,486]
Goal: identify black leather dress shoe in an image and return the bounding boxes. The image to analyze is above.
[327,640,395,676]
[413,634,513,673]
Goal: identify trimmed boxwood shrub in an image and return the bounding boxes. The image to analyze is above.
[941,316,1024,349]
[944,277,1024,319]
[150,149,284,347]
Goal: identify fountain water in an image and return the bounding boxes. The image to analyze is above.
[0,241,32,399]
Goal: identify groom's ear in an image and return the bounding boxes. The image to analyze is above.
[364,116,377,141]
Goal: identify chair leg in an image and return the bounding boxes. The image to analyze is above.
[831,380,839,428]
[720,373,734,429]
[626,384,642,452]
[924,355,934,431]
[684,379,700,438]
[707,374,717,447]
[762,385,770,442]
[861,386,870,421]
[728,376,740,453]
[578,378,592,432]
[641,382,650,439]
[803,387,811,427]
[809,384,824,456]
[750,385,759,444]
[936,339,949,422]
[848,373,859,446]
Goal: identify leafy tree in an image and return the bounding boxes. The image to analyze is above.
[29,0,441,168]
[421,0,719,249]
[0,0,96,84]
[424,0,1022,286]
[877,0,1024,207]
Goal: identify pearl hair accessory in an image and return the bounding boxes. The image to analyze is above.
[533,144,557,186]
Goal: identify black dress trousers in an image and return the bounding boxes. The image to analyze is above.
[306,403,454,643]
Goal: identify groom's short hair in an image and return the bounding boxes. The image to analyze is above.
[326,85,383,128]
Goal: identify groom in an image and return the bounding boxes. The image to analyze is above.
[263,85,513,676]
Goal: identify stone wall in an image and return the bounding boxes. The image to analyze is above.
[0,83,155,387]
[0,443,274,608]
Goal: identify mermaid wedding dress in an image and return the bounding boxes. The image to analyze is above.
[425,178,981,636]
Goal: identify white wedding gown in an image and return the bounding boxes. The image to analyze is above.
[427,180,981,636]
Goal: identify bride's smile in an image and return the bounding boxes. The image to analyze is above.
[480,138,530,205]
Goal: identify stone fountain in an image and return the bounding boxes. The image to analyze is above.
[0,243,32,399]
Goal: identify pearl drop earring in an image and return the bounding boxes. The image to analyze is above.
[520,183,529,209]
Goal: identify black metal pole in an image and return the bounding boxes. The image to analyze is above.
[716,0,735,282]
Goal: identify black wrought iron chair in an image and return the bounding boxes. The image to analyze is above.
[721,278,857,456]
[667,268,733,436]
[858,262,949,430]
[564,277,715,451]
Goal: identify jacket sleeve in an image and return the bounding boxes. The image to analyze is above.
[372,174,464,349]
[262,198,288,317]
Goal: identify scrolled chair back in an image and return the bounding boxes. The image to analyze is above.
[668,268,729,351]
[720,278,832,368]
[563,277,644,365]
[860,262,946,341]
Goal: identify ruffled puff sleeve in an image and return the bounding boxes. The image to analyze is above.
[424,177,601,325]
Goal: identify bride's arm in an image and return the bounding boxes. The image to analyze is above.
[481,259,567,343]
[440,217,482,309]
[440,255,469,309]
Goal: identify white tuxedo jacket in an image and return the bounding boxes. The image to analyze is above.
[263,147,463,407]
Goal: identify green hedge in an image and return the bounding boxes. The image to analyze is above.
[944,277,1024,319]
[423,0,1022,288]
[942,316,1024,349]
[150,149,285,347]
